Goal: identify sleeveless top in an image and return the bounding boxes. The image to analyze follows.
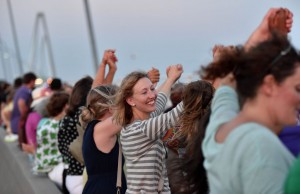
[82,119,127,194]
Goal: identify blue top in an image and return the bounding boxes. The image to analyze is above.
[82,120,127,194]
[279,126,300,157]
[202,86,295,194]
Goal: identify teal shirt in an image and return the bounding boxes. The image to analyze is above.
[202,86,295,194]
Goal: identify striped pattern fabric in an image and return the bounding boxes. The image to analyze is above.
[121,92,183,194]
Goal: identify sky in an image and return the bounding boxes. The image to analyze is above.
[0,0,299,85]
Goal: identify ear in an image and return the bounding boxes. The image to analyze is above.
[108,107,113,114]
[126,97,135,107]
[261,75,277,96]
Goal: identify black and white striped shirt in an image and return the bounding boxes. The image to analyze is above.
[121,92,183,194]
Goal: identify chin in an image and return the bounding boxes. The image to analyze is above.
[149,106,157,113]
[284,119,298,127]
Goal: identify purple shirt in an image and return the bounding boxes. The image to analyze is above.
[10,86,32,134]
[279,126,300,157]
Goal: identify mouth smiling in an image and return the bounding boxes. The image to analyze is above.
[147,98,156,105]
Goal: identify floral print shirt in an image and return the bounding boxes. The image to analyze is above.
[33,118,62,173]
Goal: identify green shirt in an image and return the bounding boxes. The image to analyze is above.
[33,118,62,173]
[285,156,300,194]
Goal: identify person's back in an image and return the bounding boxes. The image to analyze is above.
[82,120,127,194]
[204,113,294,194]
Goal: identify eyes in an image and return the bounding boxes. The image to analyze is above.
[295,86,300,94]
[141,87,156,95]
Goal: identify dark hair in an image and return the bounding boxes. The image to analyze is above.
[170,82,185,107]
[66,76,93,116]
[175,110,211,194]
[168,80,214,194]
[23,72,37,84]
[200,46,242,81]
[50,78,62,91]
[46,92,70,117]
[13,77,23,88]
[201,34,300,106]
[234,35,300,105]
[113,71,149,126]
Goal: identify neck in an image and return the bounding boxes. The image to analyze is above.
[131,110,150,123]
[53,112,65,121]
[240,99,282,134]
[99,111,112,121]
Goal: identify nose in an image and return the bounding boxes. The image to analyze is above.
[149,90,157,98]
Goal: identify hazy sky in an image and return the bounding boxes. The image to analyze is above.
[0,0,299,85]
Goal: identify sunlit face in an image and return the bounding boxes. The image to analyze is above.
[127,77,158,115]
[272,65,300,127]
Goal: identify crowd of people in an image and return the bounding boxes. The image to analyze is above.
[0,7,300,194]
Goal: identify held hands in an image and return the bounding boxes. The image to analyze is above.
[212,45,236,62]
[147,67,160,84]
[245,8,293,50]
[166,64,183,82]
[214,73,236,89]
[269,8,293,35]
[101,49,118,69]
[258,8,293,36]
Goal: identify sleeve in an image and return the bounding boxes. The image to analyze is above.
[202,86,240,158]
[210,86,239,124]
[141,102,183,140]
[150,92,168,117]
[204,86,240,140]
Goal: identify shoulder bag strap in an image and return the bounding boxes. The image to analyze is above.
[116,139,122,194]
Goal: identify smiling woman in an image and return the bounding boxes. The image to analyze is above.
[113,64,183,194]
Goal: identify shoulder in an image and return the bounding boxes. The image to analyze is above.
[86,120,100,131]
[228,123,293,165]
[121,121,142,135]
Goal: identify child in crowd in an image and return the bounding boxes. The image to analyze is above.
[33,92,69,188]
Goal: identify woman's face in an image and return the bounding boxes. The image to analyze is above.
[273,64,300,126]
[127,77,158,114]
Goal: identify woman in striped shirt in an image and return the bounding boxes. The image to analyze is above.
[114,64,183,194]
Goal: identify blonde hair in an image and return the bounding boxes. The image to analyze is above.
[80,85,118,128]
[113,71,148,126]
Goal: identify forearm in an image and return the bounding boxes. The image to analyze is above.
[92,62,106,88]
[104,65,117,84]
[143,102,183,140]
[157,78,176,97]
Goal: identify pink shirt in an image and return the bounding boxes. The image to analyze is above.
[25,111,42,148]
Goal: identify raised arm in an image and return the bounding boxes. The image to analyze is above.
[103,50,118,84]
[142,101,183,140]
[92,49,118,88]
[147,67,160,85]
[157,64,183,97]
[244,8,293,51]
